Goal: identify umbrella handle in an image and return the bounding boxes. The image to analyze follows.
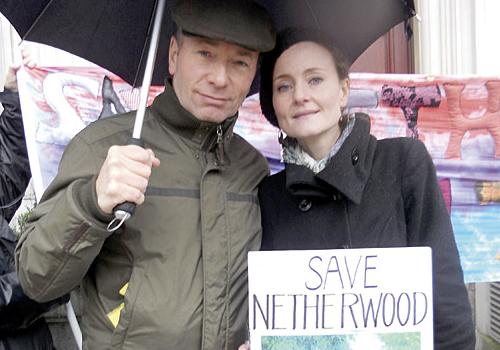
[107,138,144,232]
[106,0,166,232]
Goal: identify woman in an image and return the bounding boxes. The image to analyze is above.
[254,28,475,349]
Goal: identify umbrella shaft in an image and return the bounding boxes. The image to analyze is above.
[132,0,167,139]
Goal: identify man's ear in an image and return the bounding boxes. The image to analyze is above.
[168,36,179,76]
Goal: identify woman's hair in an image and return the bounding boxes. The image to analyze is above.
[259,27,351,128]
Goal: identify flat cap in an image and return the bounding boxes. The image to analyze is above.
[171,0,276,52]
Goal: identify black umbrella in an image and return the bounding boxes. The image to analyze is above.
[0,0,416,87]
[1,2,417,338]
[258,0,416,64]
[1,0,416,227]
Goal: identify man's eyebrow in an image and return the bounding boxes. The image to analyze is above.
[235,49,256,58]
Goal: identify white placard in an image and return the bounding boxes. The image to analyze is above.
[248,247,433,350]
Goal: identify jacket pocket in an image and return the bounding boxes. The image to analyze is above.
[225,192,261,257]
[225,192,261,346]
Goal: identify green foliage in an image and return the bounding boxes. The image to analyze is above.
[261,332,421,350]
[477,331,500,350]
[13,206,34,237]
[262,335,352,350]
[379,332,420,350]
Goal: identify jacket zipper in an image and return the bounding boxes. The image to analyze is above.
[216,124,225,166]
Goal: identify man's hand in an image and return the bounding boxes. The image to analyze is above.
[4,49,37,92]
[96,145,160,214]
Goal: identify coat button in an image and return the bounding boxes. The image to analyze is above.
[351,148,359,165]
[298,199,312,212]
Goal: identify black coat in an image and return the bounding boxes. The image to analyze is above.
[0,89,64,349]
[258,114,475,350]
[0,220,56,350]
[0,90,31,222]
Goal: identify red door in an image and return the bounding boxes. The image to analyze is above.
[351,23,413,74]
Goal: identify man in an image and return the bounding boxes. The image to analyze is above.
[16,1,275,348]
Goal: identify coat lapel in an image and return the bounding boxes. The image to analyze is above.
[285,114,376,204]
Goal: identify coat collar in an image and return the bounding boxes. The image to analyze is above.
[285,113,376,204]
[149,81,236,149]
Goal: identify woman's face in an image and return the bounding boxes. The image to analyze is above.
[271,41,349,143]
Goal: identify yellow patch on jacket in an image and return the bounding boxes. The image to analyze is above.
[107,283,128,328]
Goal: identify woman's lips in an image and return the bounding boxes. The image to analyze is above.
[293,110,319,119]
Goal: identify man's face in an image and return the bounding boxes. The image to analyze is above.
[169,33,259,123]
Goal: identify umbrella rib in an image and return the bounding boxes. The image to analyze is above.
[303,0,320,29]
[21,0,57,40]
[133,0,160,86]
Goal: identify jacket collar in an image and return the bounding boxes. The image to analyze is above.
[149,81,236,149]
[285,113,376,204]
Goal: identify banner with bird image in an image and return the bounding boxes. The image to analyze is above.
[17,67,499,283]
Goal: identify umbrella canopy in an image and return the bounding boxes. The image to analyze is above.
[0,0,415,88]
[1,1,175,86]
[257,0,416,64]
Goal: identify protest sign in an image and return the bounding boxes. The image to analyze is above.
[248,247,433,350]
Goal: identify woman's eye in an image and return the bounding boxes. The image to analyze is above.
[309,77,323,85]
[276,84,291,93]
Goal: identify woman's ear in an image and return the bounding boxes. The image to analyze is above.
[339,78,350,109]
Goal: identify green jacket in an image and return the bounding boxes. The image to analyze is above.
[16,83,268,349]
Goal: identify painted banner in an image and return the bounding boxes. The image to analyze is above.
[248,247,433,350]
[16,67,499,283]
[348,74,500,284]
